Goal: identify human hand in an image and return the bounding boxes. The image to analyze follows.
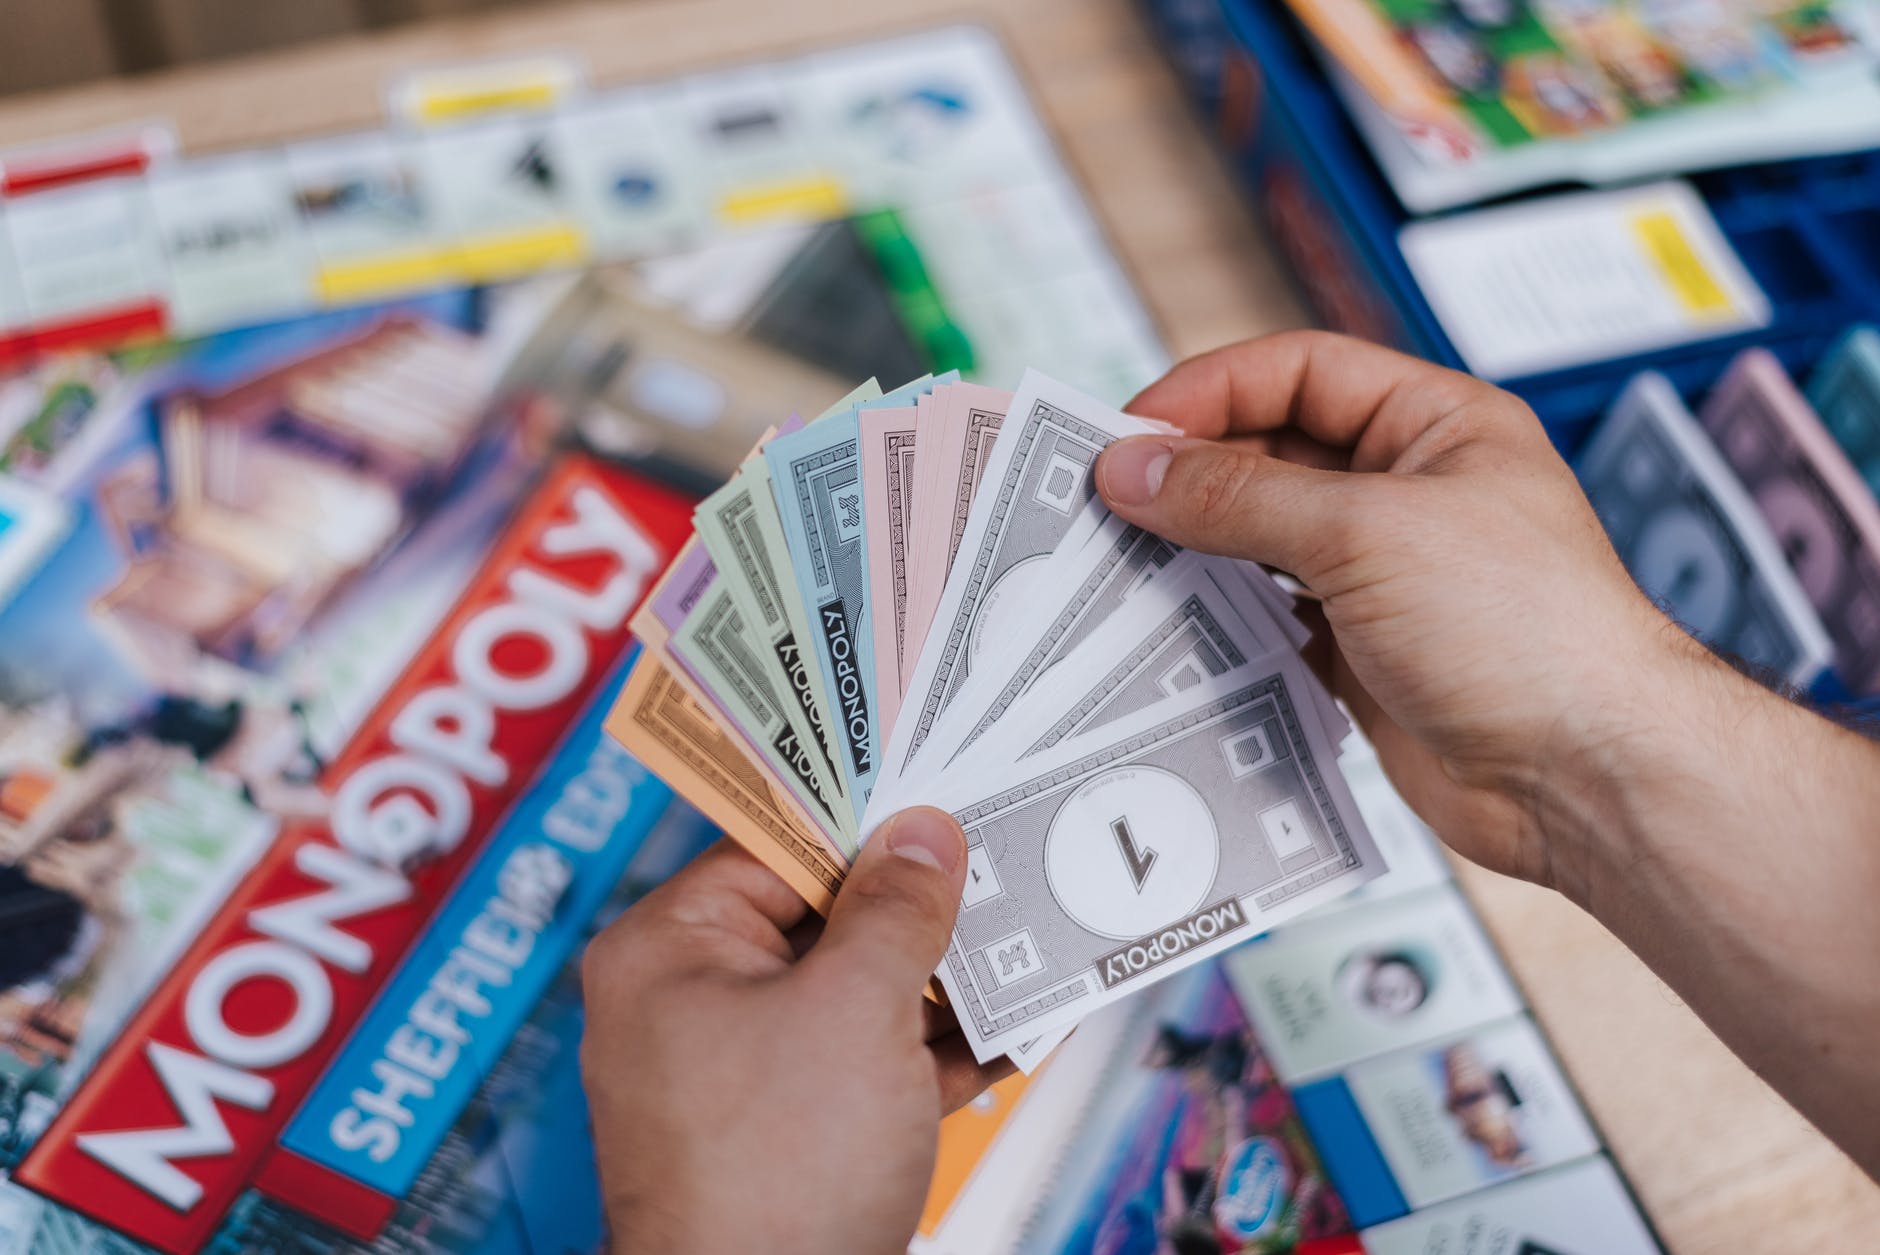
[580,809,1009,1255]
[1096,332,1880,1182]
[1097,331,1696,895]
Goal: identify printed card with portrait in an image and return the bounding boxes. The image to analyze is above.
[1222,886,1522,1084]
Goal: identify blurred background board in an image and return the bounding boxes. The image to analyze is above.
[0,0,1307,360]
[0,0,567,90]
[0,4,121,98]
[0,1,1871,1253]
[1138,0,1880,704]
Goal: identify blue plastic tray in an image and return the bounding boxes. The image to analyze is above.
[1140,0,1880,712]
[1138,0,1880,454]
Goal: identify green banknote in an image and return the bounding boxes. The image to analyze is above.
[697,459,858,852]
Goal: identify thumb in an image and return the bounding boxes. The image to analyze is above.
[1098,435,1354,584]
[810,807,967,999]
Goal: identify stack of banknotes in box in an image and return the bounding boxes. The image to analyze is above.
[1578,345,1880,695]
[608,369,1386,1068]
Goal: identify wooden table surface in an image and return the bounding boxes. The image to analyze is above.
[1,1,1873,1249]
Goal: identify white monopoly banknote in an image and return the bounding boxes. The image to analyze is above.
[918,651,1382,1061]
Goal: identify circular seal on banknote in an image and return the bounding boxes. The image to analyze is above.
[1043,765,1218,940]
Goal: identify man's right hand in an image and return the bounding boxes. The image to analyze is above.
[1097,331,1880,1179]
[1096,331,1686,898]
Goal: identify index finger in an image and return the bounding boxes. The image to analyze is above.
[1126,330,1498,474]
[637,838,813,942]
[583,840,812,989]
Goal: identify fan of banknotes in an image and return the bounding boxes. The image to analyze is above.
[609,369,1385,1068]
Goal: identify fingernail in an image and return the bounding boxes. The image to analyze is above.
[884,808,963,873]
[1101,438,1173,507]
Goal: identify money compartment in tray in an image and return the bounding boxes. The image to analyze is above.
[1541,338,1880,713]
[1139,0,1880,458]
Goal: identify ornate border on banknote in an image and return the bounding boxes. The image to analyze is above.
[909,398,1114,750]
[943,674,1363,1043]
[718,489,785,627]
[885,427,920,660]
[784,438,860,587]
[950,527,1177,759]
[624,663,843,901]
[945,404,1007,569]
[1019,591,1246,756]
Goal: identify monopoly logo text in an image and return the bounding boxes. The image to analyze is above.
[17,459,693,1254]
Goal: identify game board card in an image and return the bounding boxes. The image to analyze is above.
[1224,886,1522,1084]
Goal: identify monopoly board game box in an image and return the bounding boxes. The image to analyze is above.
[0,289,707,1253]
[0,28,1170,1249]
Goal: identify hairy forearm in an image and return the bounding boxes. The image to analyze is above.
[1540,630,1880,1174]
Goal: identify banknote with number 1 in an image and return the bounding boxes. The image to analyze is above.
[923,651,1382,1061]
[947,551,1326,772]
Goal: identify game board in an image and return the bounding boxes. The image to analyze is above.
[0,26,1657,1255]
